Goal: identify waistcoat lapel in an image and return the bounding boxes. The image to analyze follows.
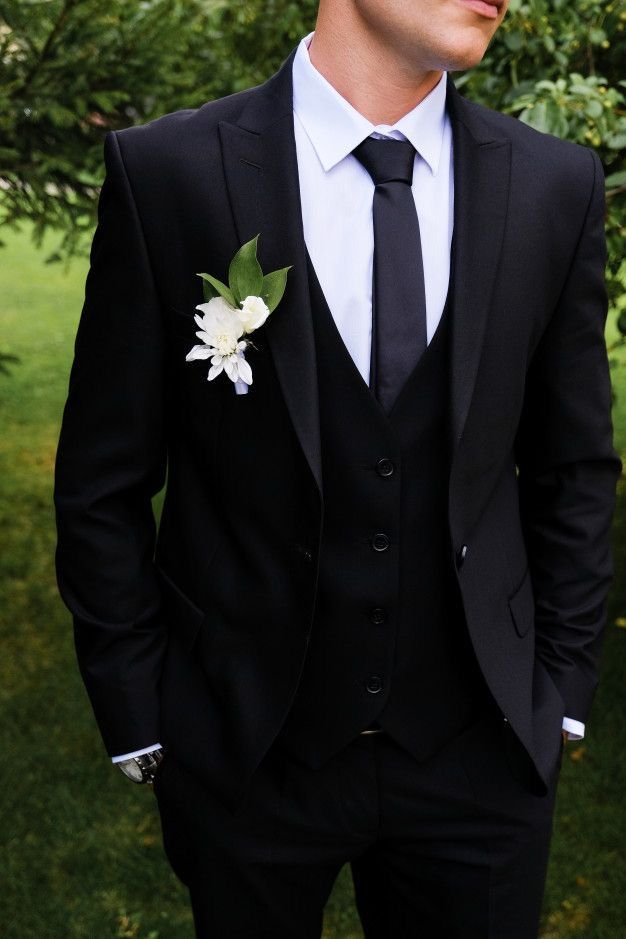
[218,49,322,495]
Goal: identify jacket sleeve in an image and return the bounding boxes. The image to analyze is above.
[514,147,623,725]
[54,130,168,756]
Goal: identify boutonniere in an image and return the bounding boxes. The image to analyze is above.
[185,235,291,389]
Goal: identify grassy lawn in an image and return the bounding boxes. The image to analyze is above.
[1,226,624,938]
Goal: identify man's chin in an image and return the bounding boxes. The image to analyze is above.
[425,33,496,74]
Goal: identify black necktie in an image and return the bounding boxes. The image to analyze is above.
[352,136,427,412]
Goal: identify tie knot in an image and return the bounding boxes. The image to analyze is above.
[352,136,416,187]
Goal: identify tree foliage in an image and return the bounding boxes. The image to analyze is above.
[465,0,626,349]
[0,0,223,255]
[0,0,624,344]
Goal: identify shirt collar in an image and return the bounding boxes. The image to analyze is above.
[292,31,448,176]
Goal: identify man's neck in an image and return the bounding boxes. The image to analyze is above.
[309,6,443,126]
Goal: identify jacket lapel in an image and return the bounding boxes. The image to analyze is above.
[218,51,322,495]
[217,61,511,498]
[446,78,511,464]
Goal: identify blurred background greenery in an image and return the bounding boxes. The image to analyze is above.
[1,1,625,936]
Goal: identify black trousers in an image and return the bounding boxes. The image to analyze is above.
[153,711,562,938]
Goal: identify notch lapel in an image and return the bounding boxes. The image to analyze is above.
[218,51,322,495]
[217,65,511,498]
[446,79,511,465]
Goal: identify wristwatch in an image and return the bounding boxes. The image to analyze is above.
[117,748,164,784]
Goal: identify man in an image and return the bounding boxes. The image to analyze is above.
[54,0,622,935]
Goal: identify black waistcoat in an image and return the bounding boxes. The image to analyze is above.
[277,253,489,767]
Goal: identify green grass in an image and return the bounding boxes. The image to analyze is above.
[1,226,624,938]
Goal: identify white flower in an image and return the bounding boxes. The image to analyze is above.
[188,236,291,390]
[192,296,243,352]
[185,296,253,385]
[238,295,271,333]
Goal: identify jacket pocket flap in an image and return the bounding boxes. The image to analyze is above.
[156,564,204,650]
[507,567,534,638]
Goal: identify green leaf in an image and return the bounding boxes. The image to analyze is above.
[504,32,523,52]
[605,170,626,188]
[584,99,603,119]
[196,272,235,306]
[228,235,263,305]
[261,266,292,313]
[543,99,568,137]
[521,101,549,133]
[201,278,218,301]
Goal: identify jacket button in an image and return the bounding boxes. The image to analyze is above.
[372,533,390,552]
[295,543,313,562]
[376,458,395,477]
[370,608,387,625]
[456,544,468,569]
[366,675,384,694]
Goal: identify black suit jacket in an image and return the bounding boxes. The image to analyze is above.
[54,49,622,809]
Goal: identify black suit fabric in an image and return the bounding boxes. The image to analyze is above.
[54,43,621,932]
[154,713,561,938]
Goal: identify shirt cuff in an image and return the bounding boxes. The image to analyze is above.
[562,717,585,741]
[111,743,162,763]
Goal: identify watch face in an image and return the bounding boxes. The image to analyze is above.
[119,759,145,784]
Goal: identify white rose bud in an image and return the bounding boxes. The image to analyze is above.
[238,295,271,334]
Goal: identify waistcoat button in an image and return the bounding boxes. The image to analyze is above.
[370,608,387,625]
[372,533,390,552]
[376,458,395,477]
[366,675,384,694]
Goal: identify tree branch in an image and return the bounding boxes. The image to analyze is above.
[16,0,81,98]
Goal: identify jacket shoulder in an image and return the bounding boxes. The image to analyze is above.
[111,84,258,160]
[456,92,596,178]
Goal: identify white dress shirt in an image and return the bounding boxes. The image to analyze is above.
[111,32,582,762]
[293,32,453,384]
